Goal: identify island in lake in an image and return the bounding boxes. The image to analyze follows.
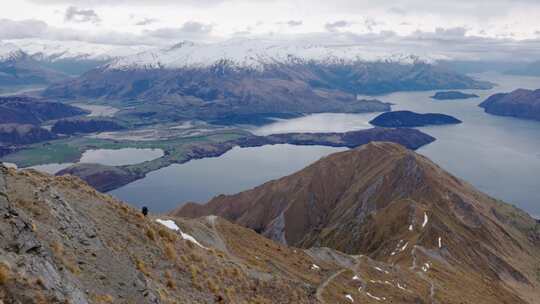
[56,127,435,192]
[369,110,462,127]
[431,91,479,100]
[479,88,540,121]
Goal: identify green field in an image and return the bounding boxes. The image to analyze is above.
[1,130,249,168]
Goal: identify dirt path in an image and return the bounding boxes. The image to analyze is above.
[316,269,347,303]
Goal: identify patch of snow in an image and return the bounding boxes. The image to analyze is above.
[422,263,431,272]
[422,212,429,228]
[310,264,320,271]
[409,224,413,231]
[345,294,354,302]
[156,219,179,231]
[366,292,385,301]
[0,42,24,61]
[156,219,207,249]
[400,242,409,252]
[397,282,408,291]
[1,162,18,169]
[374,266,385,273]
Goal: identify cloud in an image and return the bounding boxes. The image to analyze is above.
[325,20,351,32]
[286,20,303,27]
[65,6,101,24]
[363,18,381,32]
[0,19,48,39]
[135,18,159,26]
[143,21,214,41]
[29,0,227,7]
[388,7,406,15]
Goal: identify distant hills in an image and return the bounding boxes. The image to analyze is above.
[0,96,87,146]
[0,96,86,125]
[41,39,492,121]
[480,88,540,121]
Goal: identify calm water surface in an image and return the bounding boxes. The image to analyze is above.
[29,148,164,174]
[111,73,540,217]
[110,145,346,212]
[249,72,540,218]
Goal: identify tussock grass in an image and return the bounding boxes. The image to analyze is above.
[0,262,11,285]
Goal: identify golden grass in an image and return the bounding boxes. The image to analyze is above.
[0,262,11,285]
[163,243,177,261]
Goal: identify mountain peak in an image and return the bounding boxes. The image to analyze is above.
[173,142,540,302]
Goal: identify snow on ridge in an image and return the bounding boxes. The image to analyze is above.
[156,218,207,249]
[106,38,433,71]
[0,42,25,61]
[4,38,154,62]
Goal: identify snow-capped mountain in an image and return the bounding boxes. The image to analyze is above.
[4,39,154,63]
[0,42,25,62]
[107,38,436,71]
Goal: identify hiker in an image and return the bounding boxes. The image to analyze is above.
[141,206,149,217]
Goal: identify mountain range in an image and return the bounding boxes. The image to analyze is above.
[39,39,492,122]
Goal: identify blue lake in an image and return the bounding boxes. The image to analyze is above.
[111,73,540,217]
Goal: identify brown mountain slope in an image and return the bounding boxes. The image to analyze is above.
[174,142,540,303]
[0,163,461,304]
[0,165,328,303]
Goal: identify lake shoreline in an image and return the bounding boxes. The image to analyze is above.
[56,128,435,193]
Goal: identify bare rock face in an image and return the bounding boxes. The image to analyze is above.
[174,142,540,303]
[480,88,540,121]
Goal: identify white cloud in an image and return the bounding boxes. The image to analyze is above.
[64,6,101,24]
[135,18,158,26]
[325,20,351,32]
[143,21,214,41]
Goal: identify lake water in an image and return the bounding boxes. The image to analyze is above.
[111,72,540,218]
[110,145,346,212]
[28,148,164,174]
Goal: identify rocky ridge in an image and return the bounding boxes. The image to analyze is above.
[175,142,540,303]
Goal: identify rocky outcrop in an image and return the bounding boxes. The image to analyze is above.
[369,110,462,127]
[0,96,87,125]
[431,91,478,100]
[479,88,540,121]
[0,124,56,145]
[51,118,126,135]
[0,165,338,303]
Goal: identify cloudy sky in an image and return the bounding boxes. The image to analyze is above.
[1,0,539,60]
